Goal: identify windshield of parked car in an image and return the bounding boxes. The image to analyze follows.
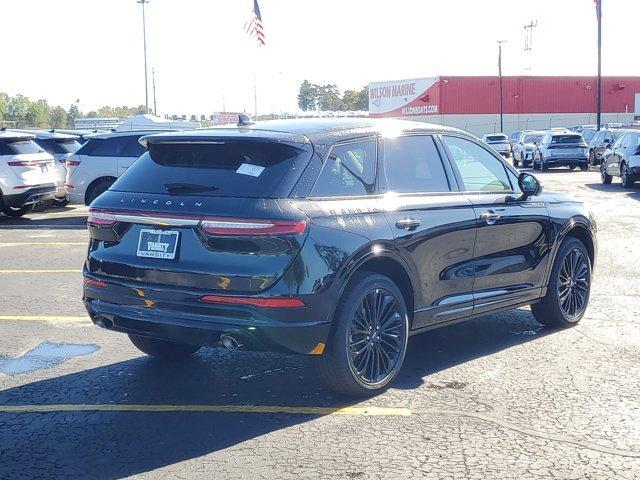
[485,135,507,142]
[550,135,583,144]
[111,140,312,198]
[523,134,543,144]
[581,129,596,142]
[5,140,45,155]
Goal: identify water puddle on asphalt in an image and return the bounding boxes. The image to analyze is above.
[0,342,99,375]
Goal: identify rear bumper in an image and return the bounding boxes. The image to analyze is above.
[543,157,588,166]
[83,275,332,355]
[2,184,57,208]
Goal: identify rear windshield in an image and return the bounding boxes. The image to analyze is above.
[485,135,507,142]
[523,134,543,144]
[35,138,81,154]
[0,140,45,155]
[581,129,596,142]
[550,135,583,144]
[110,140,312,198]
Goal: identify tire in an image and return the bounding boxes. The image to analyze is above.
[128,334,201,359]
[589,150,596,166]
[54,197,69,207]
[2,204,33,217]
[580,164,589,172]
[620,163,634,188]
[600,164,612,184]
[316,272,409,397]
[568,165,576,170]
[512,157,519,168]
[85,179,114,205]
[532,237,591,328]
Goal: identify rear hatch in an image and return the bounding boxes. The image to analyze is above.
[87,134,314,293]
[546,135,587,155]
[0,136,56,187]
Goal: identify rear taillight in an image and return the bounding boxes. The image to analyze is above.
[66,160,81,167]
[199,218,308,236]
[87,210,117,227]
[200,295,306,308]
[84,277,106,288]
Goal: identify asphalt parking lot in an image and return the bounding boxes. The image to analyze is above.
[1,168,639,480]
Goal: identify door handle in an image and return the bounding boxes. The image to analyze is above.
[395,217,421,230]
[480,210,501,225]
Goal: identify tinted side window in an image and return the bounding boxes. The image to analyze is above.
[612,134,626,149]
[121,136,146,157]
[0,141,14,155]
[384,136,449,193]
[311,140,376,198]
[88,137,130,157]
[443,136,512,192]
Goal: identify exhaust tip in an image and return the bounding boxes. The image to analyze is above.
[220,334,241,351]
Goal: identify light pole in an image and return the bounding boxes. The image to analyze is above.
[138,0,150,113]
[497,40,507,133]
[596,0,602,131]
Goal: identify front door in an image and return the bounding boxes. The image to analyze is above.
[441,135,552,315]
[381,135,478,328]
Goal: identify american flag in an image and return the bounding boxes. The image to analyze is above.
[245,0,265,46]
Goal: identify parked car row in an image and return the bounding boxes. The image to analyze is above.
[0,128,177,216]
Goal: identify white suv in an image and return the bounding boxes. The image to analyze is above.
[65,131,160,205]
[32,131,81,205]
[0,131,58,217]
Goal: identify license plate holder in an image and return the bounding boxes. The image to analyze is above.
[136,229,180,259]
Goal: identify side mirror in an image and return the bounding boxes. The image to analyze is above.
[518,172,542,199]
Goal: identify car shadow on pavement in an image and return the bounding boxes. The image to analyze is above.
[0,308,555,479]
[584,182,640,200]
[0,214,87,229]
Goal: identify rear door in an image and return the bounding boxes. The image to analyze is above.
[441,135,551,314]
[381,135,477,328]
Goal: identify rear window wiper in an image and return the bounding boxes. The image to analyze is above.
[164,183,219,194]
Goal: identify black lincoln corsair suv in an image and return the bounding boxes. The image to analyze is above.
[83,118,597,396]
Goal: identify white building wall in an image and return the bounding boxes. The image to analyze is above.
[410,113,635,137]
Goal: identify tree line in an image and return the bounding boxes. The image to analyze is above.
[297,81,368,111]
[0,92,148,129]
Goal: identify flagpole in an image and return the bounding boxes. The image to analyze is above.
[254,72,258,119]
[596,0,602,131]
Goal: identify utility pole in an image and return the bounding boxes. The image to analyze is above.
[152,68,157,115]
[497,40,507,132]
[596,0,602,131]
[138,0,150,113]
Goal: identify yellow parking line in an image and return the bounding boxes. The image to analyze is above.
[0,316,89,323]
[0,269,82,273]
[0,242,86,247]
[0,404,411,416]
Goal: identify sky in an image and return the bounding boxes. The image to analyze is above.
[3,0,638,116]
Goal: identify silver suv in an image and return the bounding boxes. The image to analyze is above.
[481,134,511,158]
[532,132,589,171]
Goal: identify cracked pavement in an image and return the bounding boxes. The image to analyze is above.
[0,168,639,479]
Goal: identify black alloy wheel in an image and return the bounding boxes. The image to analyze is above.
[532,237,591,327]
[621,163,634,188]
[557,248,589,319]
[347,288,406,386]
[316,272,409,397]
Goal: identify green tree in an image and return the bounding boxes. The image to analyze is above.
[26,99,50,128]
[6,94,31,127]
[49,106,67,129]
[135,105,149,115]
[341,89,360,110]
[0,93,8,121]
[355,86,369,111]
[66,104,81,128]
[86,111,98,118]
[317,84,342,111]
[297,80,317,111]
